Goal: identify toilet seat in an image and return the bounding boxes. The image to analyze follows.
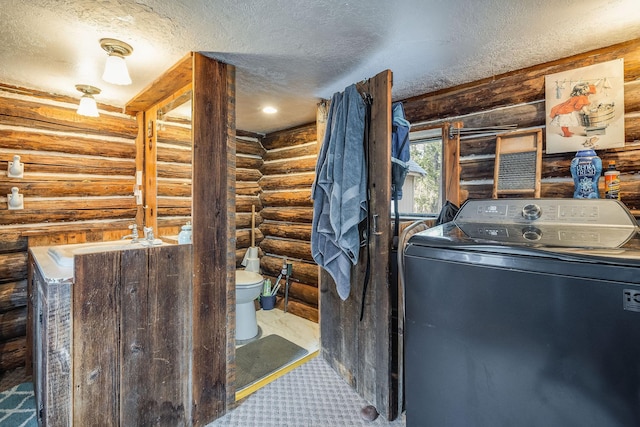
[236,270,263,287]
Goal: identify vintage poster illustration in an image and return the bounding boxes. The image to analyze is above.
[545,59,625,154]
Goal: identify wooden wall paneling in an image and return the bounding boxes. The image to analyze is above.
[157,143,192,163]
[157,123,191,146]
[236,195,262,212]
[260,237,312,262]
[0,177,135,198]
[360,70,395,420]
[119,248,149,426]
[73,251,121,426]
[235,181,260,196]
[144,245,192,425]
[259,172,315,190]
[0,209,138,225]
[259,221,311,241]
[120,245,192,426]
[260,206,313,223]
[0,307,26,341]
[0,232,27,253]
[261,156,317,175]
[261,122,317,150]
[236,136,266,157]
[236,168,262,182]
[260,189,312,207]
[250,112,318,317]
[0,128,136,158]
[191,53,235,425]
[0,252,27,283]
[144,106,159,231]
[0,336,26,372]
[236,228,264,248]
[236,211,262,229]
[158,178,192,197]
[0,150,135,175]
[0,95,138,139]
[0,280,27,312]
[319,70,397,420]
[236,154,263,170]
[262,141,318,161]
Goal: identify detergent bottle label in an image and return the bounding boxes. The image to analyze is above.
[570,150,602,199]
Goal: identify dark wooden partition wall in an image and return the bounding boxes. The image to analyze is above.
[191,53,236,424]
[403,38,640,211]
[126,53,236,425]
[73,245,192,426]
[319,70,398,420]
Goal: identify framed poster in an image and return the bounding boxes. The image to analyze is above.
[545,58,625,154]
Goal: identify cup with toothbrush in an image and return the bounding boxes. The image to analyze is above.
[260,278,279,310]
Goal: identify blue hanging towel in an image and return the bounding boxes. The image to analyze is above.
[391,102,411,200]
[311,84,367,301]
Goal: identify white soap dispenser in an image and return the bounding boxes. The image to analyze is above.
[178,221,192,244]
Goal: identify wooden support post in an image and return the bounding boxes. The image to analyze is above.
[444,121,461,206]
[190,53,236,426]
[143,106,158,231]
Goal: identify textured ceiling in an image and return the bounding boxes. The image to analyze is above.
[1,0,640,133]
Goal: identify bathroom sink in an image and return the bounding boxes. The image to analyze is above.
[47,240,164,268]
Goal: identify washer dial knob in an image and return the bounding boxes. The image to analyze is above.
[522,226,542,241]
[522,204,542,220]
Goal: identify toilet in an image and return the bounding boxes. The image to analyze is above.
[235,270,264,341]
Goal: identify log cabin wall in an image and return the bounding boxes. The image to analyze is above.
[235,131,266,265]
[259,123,319,322]
[403,39,640,212]
[0,84,139,376]
[154,117,266,263]
[156,117,192,233]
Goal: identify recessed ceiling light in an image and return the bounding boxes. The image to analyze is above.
[262,106,278,114]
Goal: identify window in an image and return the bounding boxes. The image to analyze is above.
[393,128,444,216]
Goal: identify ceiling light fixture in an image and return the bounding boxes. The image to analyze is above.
[262,106,278,114]
[100,38,133,85]
[75,85,101,117]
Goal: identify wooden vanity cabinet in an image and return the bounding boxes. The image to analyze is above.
[29,254,73,426]
[29,244,192,427]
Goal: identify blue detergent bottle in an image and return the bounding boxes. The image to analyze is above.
[570,150,602,199]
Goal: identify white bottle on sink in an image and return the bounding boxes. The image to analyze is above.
[178,222,192,244]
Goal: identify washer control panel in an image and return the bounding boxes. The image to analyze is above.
[456,198,635,226]
[453,199,638,248]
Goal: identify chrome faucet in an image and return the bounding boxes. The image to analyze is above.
[121,224,139,242]
[143,226,155,242]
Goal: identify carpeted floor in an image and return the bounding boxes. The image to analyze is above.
[209,356,406,427]
[0,356,406,427]
[0,382,37,427]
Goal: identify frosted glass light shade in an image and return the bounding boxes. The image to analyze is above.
[102,54,132,85]
[77,95,99,117]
